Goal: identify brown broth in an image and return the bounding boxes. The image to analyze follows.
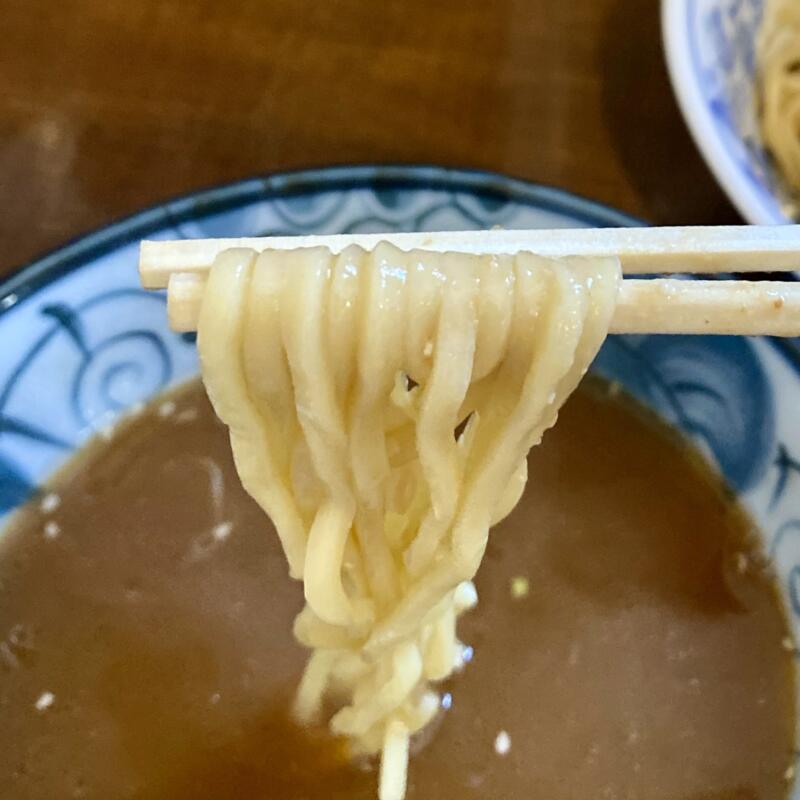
[0,377,795,800]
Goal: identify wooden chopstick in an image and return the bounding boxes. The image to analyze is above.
[139,225,800,289]
[164,272,800,335]
[138,226,800,337]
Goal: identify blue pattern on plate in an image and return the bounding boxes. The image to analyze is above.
[0,289,194,512]
[1,169,799,770]
[594,333,774,491]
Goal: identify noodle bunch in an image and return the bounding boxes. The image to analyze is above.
[758,0,800,192]
[197,243,620,800]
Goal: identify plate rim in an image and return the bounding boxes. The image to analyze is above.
[0,163,643,314]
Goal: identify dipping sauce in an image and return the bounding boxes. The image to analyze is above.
[0,377,795,799]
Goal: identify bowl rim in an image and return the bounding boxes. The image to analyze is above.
[661,0,787,225]
[0,162,797,375]
[0,163,642,315]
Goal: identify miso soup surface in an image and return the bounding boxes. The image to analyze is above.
[0,378,795,800]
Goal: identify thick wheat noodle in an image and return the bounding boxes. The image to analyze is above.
[197,242,620,800]
[759,0,800,192]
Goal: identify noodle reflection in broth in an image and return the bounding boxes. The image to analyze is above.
[758,0,800,192]
[197,243,621,800]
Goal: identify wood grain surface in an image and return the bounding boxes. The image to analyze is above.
[0,0,738,277]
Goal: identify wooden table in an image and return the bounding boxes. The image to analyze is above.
[0,0,739,278]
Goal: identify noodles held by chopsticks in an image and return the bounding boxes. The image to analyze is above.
[759,0,800,192]
[197,243,620,800]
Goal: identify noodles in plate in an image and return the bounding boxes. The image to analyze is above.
[196,243,620,800]
[758,0,800,192]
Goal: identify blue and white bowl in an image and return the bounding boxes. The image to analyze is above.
[1,166,799,786]
[662,0,797,223]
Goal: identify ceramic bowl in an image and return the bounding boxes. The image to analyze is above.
[1,166,799,788]
[662,0,796,223]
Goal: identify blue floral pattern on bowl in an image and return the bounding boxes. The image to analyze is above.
[1,166,799,780]
[663,0,797,223]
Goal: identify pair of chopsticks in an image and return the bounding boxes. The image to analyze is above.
[139,226,800,336]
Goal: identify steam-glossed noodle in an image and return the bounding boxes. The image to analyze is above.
[196,243,620,799]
